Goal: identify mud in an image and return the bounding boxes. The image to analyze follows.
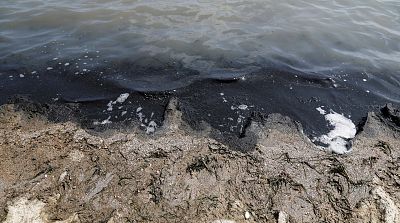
[0,99,399,223]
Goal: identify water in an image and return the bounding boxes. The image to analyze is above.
[0,0,400,143]
[2,0,400,71]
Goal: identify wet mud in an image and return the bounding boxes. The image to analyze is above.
[0,99,399,222]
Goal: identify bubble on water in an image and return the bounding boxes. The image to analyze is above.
[238,105,248,110]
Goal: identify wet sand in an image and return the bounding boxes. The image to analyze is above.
[0,99,399,222]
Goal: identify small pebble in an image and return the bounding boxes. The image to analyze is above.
[245,211,250,219]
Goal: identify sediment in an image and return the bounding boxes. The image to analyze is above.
[0,99,399,223]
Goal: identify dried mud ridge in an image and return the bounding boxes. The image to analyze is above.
[0,99,399,223]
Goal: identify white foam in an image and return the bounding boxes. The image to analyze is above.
[145,121,157,134]
[316,107,356,154]
[116,93,129,103]
[94,116,112,125]
[105,93,130,111]
[238,104,248,110]
[316,107,326,115]
[137,112,144,122]
[107,101,113,111]
[100,116,112,125]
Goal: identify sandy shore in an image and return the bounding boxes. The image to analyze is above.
[0,99,399,223]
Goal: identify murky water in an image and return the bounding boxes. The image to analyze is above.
[2,0,400,72]
[0,0,400,140]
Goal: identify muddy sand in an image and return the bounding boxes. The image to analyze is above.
[0,99,399,223]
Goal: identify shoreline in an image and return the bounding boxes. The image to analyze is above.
[0,100,399,222]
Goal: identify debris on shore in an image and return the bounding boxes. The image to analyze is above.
[0,101,399,223]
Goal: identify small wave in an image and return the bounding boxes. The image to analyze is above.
[1,0,399,73]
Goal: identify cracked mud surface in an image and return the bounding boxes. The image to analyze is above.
[0,100,399,223]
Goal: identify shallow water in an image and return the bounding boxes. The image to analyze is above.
[0,0,400,141]
[1,0,400,72]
